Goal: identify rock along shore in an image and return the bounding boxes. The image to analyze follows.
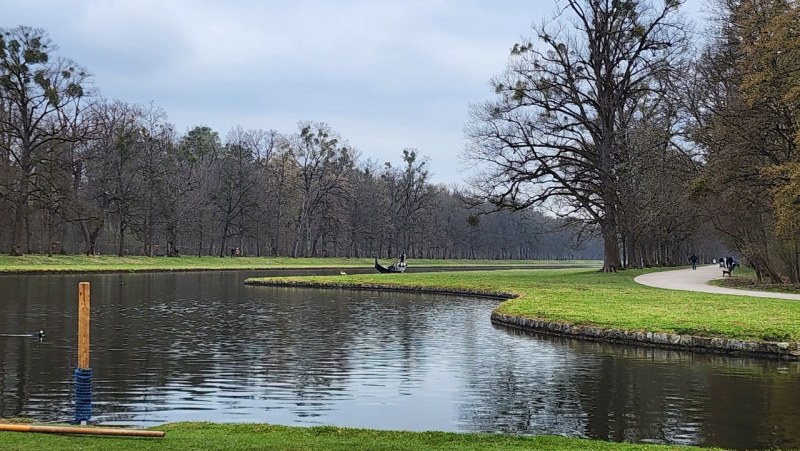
[491,312,800,361]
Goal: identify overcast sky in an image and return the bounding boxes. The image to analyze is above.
[6,0,705,184]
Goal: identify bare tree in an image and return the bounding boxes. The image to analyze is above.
[383,149,435,257]
[90,101,150,256]
[690,0,799,283]
[0,25,629,261]
[265,142,299,256]
[208,127,261,257]
[128,104,175,256]
[180,126,221,256]
[345,160,385,257]
[289,122,353,257]
[465,0,688,271]
[242,128,281,256]
[0,26,94,254]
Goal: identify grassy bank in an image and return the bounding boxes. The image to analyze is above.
[247,268,800,342]
[0,422,707,450]
[0,255,599,273]
[710,267,800,294]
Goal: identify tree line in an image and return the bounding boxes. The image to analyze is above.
[690,0,800,283]
[0,26,600,260]
[465,0,798,282]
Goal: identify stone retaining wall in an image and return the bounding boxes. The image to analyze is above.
[492,312,800,361]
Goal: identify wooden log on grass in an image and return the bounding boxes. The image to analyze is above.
[0,423,165,437]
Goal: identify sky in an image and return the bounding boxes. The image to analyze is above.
[5,0,706,185]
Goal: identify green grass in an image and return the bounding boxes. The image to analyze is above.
[709,267,800,294]
[0,255,600,273]
[247,268,800,343]
[0,422,709,450]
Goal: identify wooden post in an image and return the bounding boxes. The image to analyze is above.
[78,282,90,369]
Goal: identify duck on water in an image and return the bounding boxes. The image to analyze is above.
[0,330,44,339]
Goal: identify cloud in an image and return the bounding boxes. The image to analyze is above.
[3,0,704,184]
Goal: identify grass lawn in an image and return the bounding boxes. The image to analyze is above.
[247,267,800,343]
[0,422,709,450]
[710,267,800,294]
[0,254,600,273]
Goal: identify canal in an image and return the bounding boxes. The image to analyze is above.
[0,270,798,449]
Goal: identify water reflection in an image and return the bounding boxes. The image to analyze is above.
[0,271,798,449]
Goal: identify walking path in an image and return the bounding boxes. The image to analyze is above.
[634,265,800,300]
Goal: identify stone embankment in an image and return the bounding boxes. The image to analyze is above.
[491,312,800,360]
[248,276,800,361]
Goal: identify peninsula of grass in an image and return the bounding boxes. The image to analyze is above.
[0,422,710,450]
[0,254,599,274]
[245,267,800,344]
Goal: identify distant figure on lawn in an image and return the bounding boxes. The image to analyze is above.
[690,254,698,270]
[725,256,733,268]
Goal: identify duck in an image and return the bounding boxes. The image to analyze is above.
[0,330,44,339]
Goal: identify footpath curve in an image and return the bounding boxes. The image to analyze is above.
[634,264,800,300]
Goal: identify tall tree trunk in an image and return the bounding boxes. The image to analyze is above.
[24,212,33,254]
[117,221,126,257]
[272,209,281,256]
[9,187,28,256]
[166,225,179,256]
[197,223,204,257]
[600,214,622,272]
[45,209,54,257]
[219,221,230,258]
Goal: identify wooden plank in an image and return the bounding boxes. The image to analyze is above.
[0,423,164,437]
[78,282,90,369]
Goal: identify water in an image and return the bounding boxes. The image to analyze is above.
[1,271,798,449]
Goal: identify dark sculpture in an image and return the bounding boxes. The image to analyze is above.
[374,252,407,273]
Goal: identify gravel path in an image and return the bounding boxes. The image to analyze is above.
[634,264,800,300]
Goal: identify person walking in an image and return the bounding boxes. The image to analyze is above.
[690,254,698,270]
